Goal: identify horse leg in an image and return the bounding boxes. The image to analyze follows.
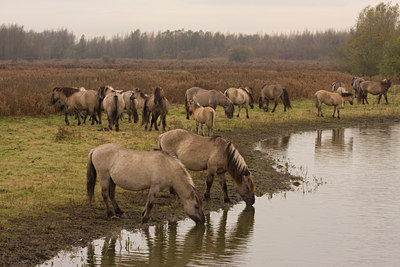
[271,101,278,113]
[337,109,340,120]
[245,106,249,119]
[115,117,119,132]
[64,113,69,125]
[218,173,230,203]
[332,106,336,118]
[109,178,123,216]
[142,186,160,223]
[204,172,215,200]
[162,115,167,132]
[237,106,241,117]
[100,178,115,218]
[196,121,200,135]
[384,93,389,104]
[364,94,369,104]
[201,123,205,136]
[264,100,269,112]
[108,115,113,130]
[77,112,82,126]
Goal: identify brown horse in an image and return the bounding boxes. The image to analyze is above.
[87,143,205,224]
[142,87,169,131]
[315,90,353,119]
[359,79,392,104]
[224,87,254,118]
[158,129,255,205]
[99,86,125,131]
[129,87,148,125]
[185,87,234,119]
[51,87,101,126]
[259,84,292,112]
[188,100,216,136]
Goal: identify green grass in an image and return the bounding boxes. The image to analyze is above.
[1,95,400,228]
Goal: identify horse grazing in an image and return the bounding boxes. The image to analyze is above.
[331,82,345,92]
[121,90,139,123]
[359,79,392,105]
[188,100,216,136]
[142,87,169,131]
[99,86,125,131]
[158,129,255,205]
[50,87,101,126]
[87,143,205,224]
[224,87,254,118]
[259,84,292,112]
[185,87,234,119]
[315,90,353,119]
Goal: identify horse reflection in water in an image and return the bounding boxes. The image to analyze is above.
[315,128,354,155]
[85,205,255,266]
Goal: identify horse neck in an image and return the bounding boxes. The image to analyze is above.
[225,142,248,185]
[169,166,194,200]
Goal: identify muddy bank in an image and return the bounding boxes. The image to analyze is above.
[1,116,398,266]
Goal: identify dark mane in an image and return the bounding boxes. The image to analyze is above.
[225,142,250,184]
[341,92,353,97]
[154,87,163,104]
[240,87,254,102]
[54,87,80,97]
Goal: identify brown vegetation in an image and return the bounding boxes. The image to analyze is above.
[0,59,355,116]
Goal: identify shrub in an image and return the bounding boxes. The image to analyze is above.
[227,46,255,62]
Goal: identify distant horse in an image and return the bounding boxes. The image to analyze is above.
[259,84,292,112]
[130,88,148,124]
[158,129,255,205]
[99,86,125,131]
[87,143,205,224]
[142,87,169,131]
[121,90,139,123]
[315,90,353,119]
[185,87,234,119]
[359,79,392,104]
[351,77,365,102]
[331,82,346,92]
[188,100,215,136]
[224,87,254,118]
[51,87,101,126]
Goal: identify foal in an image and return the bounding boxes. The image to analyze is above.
[188,100,216,136]
[315,90,353,119]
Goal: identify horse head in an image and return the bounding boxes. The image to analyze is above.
[183,189,205,224]
[224,99,234,119]
[50,87,62,105]
[382,79,392,90]
[341,92,354,105]
[153,87,164,104]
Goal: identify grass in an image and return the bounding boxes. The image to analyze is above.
[1,94,400,229]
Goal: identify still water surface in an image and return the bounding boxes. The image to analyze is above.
[40,123,400,267]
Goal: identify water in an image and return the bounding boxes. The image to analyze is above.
[40,123,400,267]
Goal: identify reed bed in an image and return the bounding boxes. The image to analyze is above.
[0,59,356,116]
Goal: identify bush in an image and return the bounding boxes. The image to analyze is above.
[227,46,255,62]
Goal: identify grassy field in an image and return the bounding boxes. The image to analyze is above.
[1,60,400,265]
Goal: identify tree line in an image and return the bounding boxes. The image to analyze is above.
[0,24,348,62]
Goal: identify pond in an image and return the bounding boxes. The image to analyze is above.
[40,123,400,267]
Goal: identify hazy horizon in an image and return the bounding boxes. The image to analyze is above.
[1,0,386,38]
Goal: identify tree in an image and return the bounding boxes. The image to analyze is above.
[227,45,255,62]
[337,2,399,76]
[378,37,400,77]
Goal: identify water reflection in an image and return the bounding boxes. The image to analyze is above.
[40,205,255,267]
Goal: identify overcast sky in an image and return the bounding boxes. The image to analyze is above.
[1,0,387,38]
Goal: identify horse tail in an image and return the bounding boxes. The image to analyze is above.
[282,88,292,109]
[157,133,164,150]
[131,98,139,123]
[110,95,118,125]
[210,108,215,127]
[224,90,229,98]
[184,91,190,119]
[142,97,149,125]
[315,93,319,108]
[87,149,97,203]
[258,96,263,109]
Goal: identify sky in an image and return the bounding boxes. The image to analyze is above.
[1,0,388,38]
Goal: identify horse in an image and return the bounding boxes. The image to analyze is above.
[259,84,292,112]
[351,77,365,102]
[185,87,234,119]
[98,86,125,131]
[359,79,392,105]
[188,100,216,136]
[50,87,101,126]
[130,88,148,125]
[121,90,139,123]
[158,129,255,205]
[87,143,205,224]
[142,87,169,131]
[315,90,353,119]
[224,87,254,118]
[331,82,346,92]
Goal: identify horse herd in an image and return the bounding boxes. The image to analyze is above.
[50,77,392,224]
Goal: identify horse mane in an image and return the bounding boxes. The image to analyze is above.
[154,87,163,104]
[225,142,250,184]
[54,87,81,97]
[341,92,353,97]
[240,87,254,102]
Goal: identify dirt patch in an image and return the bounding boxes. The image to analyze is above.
[1,116,398,266]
